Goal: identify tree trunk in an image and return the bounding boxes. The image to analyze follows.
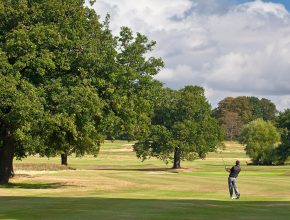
[172,147,181,169]
[61,153,68,166]
[0,133,16,184]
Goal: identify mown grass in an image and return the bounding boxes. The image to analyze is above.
[0,141,289,220]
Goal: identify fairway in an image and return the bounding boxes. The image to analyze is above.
[0,141,289,220]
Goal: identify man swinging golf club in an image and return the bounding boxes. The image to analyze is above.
[226,160,241,199]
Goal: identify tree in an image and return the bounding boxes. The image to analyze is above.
[214,97,252,124]
[247,97,277,121]
[214,96,278,140]
[213,97,248,140]
[260,98,277,121]
[100,27,164,141]
[40,80,104,164]
[239,119,280,165]
[233,97,252,123]
[220,111,243,141]
[134,86,224,169]
[276,109,290,164]
[247,97,263,120]
[0,73,44,184]
[0,0,108,167]
[0,0,164,182]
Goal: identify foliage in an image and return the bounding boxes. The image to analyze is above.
[0,74,44,158]
[40,80,104,157]
[213,97,250,140]
[101,27,164,140]
[248,97,277,121]
[220,111,243,141]
[239,119,280,165]
[134,86,224,168]
[0,0,110,169]
[214,97,251,124]
[276,109,290,164]
[214,96,277,140]
[0,72,45,183]
[0,0,163,182]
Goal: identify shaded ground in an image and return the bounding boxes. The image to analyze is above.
[0,197,289,220]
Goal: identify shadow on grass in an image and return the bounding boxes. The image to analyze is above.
[0,197,289,220]
[0,182,66,189]
[93,167,176,172]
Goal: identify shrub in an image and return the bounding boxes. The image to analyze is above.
[239,119,280,165]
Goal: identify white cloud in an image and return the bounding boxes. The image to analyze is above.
[234,0,289,19]
[91,0,290,110]
[92,0,193,33]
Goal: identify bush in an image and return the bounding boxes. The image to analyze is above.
[239,119,280,165]
[276,109,290,164]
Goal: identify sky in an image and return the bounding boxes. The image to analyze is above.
[91,0,290,110]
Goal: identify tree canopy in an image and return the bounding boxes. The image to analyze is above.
[276,109,290,164]
[214,96,277,140]
[0,0,163,183]
[239,119,280,165]
[0,73,44,183]
[134,86,224,169]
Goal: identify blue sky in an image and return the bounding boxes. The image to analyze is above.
[241,0,290,10]
[261,1,290,10]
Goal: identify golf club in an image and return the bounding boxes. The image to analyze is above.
[221,154,227,171]
[218,148,227,171]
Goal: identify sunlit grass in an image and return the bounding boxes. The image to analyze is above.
[0,141,289,219]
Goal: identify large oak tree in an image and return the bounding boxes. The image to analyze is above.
[134,86,224,169]
[0,0,163,183]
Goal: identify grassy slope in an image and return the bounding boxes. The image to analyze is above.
[0,141,289,220]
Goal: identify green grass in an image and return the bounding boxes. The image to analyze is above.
[0,141,289,220]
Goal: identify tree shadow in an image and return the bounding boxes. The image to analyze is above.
[0,197,289,220]
[93,167,175,172]
[0,182,66,189]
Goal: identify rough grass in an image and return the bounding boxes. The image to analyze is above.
[0,141,289,220]
[14,163,70,171]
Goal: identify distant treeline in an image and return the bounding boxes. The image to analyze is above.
[213,96,277,140]
[213,96,289,165]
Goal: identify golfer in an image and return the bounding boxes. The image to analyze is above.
[226,160,241,199]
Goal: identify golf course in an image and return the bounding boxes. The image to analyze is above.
[1,1,290,220]
[0,141,289,220]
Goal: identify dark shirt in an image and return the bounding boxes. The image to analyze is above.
[229,165,241,178]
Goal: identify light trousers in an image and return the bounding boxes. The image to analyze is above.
[228,177,240,198]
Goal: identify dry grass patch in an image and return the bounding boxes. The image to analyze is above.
[100,147,133,153]
[224,141,244,147]
[14,163,69,171]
